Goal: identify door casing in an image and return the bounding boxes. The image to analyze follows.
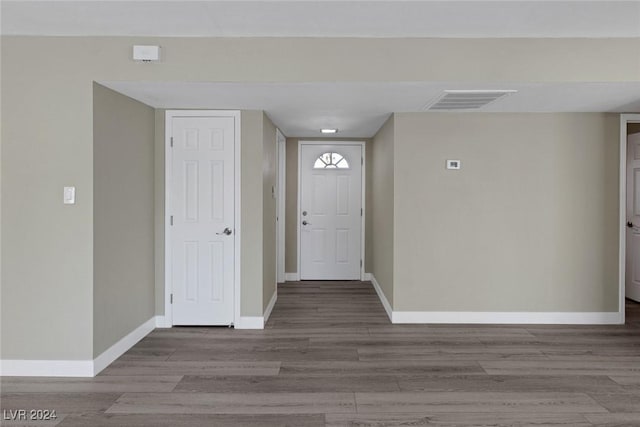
[276,129,287,284]
[165,110,242,327]
[297,140,366,281]
[619,114,640,324]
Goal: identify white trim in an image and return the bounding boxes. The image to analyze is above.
[0,360,94,377]
[234,316,264,329]
[360,143,366,280]
[276,128,287,284]
[93,317,156,375]
[1,316,158,377]
[263,289,278,325]
[155,315,172,328]
[297,141,366,281]
[370,274,393,321]
[164,110,241,327]
[620,114,640,325]
[285,272,299,281]
[363,272,372,281]
[391,311,622,325]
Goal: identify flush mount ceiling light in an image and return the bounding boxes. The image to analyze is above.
[424,90,518,111]
[320,128,338,134]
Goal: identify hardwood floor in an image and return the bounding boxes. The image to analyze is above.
[2,281,640,426]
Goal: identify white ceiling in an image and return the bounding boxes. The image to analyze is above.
[100,81,640,137]
[3,1,640,38]
[8,1,640,137]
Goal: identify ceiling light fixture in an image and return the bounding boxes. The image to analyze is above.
[321,128,338,134]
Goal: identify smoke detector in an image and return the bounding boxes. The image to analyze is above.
[424,90,517,111]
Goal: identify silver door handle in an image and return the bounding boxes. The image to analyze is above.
[302,220,311,226]
[217,227,232,235]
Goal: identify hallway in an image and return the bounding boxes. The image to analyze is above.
[2,282,640,426]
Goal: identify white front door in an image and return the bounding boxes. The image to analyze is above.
[626,132,640,302]
[299,143,363,280]
[170,116,235,325]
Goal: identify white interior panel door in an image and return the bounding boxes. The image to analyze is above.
[171,116,235,325]
[300,144,362,280]
[626,132,640,302]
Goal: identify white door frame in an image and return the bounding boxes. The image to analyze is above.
[620,114,640,324]
[297,141,366,281]
[165,110,242,327]
[276,129,286,284]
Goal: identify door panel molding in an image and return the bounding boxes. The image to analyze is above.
[165,110,241,327]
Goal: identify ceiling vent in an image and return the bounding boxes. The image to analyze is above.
[424,90,517,111]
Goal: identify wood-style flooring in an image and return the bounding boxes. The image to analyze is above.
[2,281,640,426]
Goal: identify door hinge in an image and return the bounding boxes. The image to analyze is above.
[170,215,174,226]
[170,293,173,304]
[361,208,363,216]
[170,136,174,147]
[361,157,363,165]
[360,260,363,267]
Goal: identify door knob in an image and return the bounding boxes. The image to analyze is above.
[628,222,634,228]
[217,227,233,235]
[302,220,311,226]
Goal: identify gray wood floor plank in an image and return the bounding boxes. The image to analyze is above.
[0,376,182,393]
[57,414,325,427]
[0,393,121,413]
[584,413,640,426]
[357,345,549,361]
[173,375,400,393]
[99,361,280,376]
[279,360,484,376]
[325,413,593,427]
[396,374,625,393]
[480,360,640,376]
[354,392,608,414]
[609,376,640,387]
[167,346,358,362]
[586,391,640,413]
[106,392,356,414]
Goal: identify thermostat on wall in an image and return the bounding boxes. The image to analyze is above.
[446,160,461,170]
[133,45,161,62]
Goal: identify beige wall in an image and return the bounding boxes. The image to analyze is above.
[370,116,395,305]
[284,137,373,275]
[263,114,277,309]
[393,113,620,312]
[92,84,155,356]
[1,36,636,359]
[240,111,265,316]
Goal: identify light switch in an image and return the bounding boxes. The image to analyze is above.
[63,187,76,204]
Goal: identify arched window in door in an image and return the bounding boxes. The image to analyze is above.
[313,152,350,169]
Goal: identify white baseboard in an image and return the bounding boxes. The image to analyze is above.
[362,272,372,281]
[285,272,299,281]
[0,359,94,377]
[0,316,157,377]
[392,310,623,325]
[369,274,393,321]
[367,274,622,325]
[263,290,278,325]
[93,316,157,375]
[154,315,172,328]
[234,316,264,329]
